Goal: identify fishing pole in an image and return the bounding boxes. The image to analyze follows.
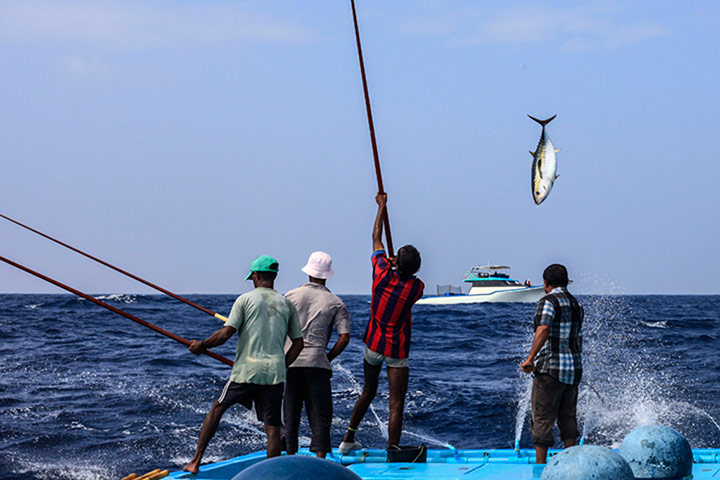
[0,255,233,367]
[349,0,395,257]
[0,213,227,322]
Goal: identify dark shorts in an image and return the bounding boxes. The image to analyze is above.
[217,380,284,427]
[531,373,579,447]
[281,367,333,454]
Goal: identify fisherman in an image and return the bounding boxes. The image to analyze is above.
[521,264,583,464]
[281,251,351,458]
[339,193,424,453]
[183,255,304,475]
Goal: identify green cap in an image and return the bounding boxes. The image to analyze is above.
[245,255,279,280]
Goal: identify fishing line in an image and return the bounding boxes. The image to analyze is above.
[581,380,606,404]
[578,380,607,445]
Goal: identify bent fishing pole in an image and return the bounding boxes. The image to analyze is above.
[0,255,233,367]
[0,213,227,322]
[350,0,395,257]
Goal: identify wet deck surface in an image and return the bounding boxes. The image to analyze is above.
[349,463,546,479]
[349,462,720,479]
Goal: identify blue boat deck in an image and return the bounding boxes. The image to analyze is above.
[166,448,720,479]
[349,463,546,479]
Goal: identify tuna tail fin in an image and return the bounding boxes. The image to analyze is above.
[528,114,557,127]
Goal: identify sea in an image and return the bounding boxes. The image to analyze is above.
[2,293,720,479]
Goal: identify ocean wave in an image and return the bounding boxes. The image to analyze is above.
[92,294,137,304]
[641,320,669,328]
[3,294,720,477]
[8,457,115,480]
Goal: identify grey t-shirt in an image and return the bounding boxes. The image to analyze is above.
[284,283,351,370]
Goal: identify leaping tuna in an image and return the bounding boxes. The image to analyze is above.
[528,114,560,205]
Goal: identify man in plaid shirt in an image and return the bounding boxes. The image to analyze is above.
[521,264,583,464]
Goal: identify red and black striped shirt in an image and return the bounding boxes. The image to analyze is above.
[363,250,424,359]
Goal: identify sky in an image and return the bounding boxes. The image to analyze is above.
[1,0,719,296]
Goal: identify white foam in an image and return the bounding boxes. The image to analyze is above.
[641,320,669,328]
[9,457,116,480]
[93,294,137,304]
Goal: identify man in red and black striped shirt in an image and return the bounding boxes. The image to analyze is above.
[339,193,424,452]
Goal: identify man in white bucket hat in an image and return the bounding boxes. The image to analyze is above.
[281,251,351,458]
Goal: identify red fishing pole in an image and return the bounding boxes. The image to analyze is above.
[0,213,228,322]
[0,255,233,367]
[350,0,395,257]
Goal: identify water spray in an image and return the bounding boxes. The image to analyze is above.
[402,430,456,452]
[513,376,533,452]
[334,361,388,439]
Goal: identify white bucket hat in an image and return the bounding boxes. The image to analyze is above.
[301,251,334,279]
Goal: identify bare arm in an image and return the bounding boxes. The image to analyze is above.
[372,193,387,252]
[189,325,237,355]
[285,337,304,367]
[521,325,550,372]
[326,333,350,363]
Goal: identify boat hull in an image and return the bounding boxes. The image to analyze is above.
[416,287,544,305]
[166,447,720,479]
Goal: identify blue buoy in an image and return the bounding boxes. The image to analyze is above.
[231,455,362,480]
[619,425,693,479]
[540,445,634,480]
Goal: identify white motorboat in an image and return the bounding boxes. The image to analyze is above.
[416,265,544,305]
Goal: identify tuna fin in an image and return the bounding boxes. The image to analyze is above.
[555,174,560,180]
[555,148,561,153]
[528,114,557,127]
[529,150,535,156]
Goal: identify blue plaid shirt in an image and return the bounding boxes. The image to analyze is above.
[533,287,583,385]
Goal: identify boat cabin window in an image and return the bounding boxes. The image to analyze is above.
[470,280,522,287]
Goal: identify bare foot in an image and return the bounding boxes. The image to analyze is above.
[183,461,200,475]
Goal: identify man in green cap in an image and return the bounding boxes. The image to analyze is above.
[183,255,304,475]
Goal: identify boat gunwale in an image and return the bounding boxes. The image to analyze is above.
[166,447,720,478]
